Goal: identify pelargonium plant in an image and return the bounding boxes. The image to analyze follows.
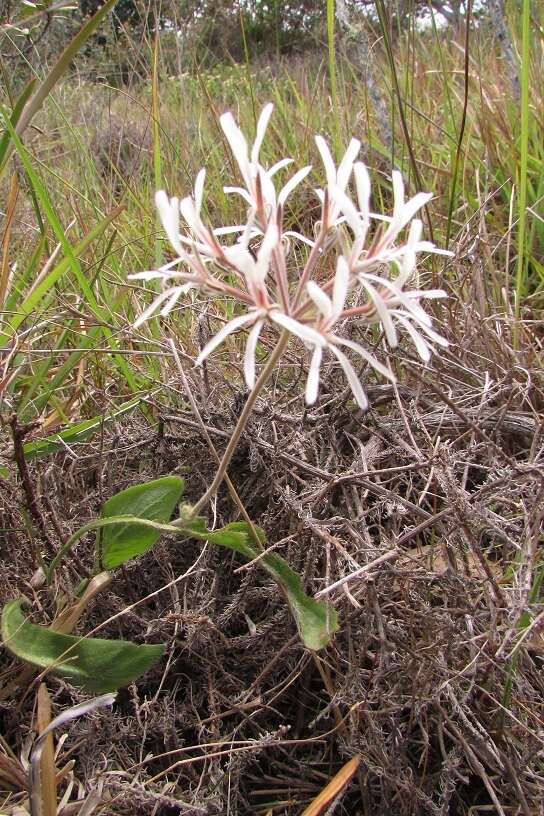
[1,106,456,691]
[131,102,452,415]
[118,104,453,648]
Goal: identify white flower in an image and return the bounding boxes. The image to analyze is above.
[195,222,281,389]
[289,258,394,410]
[221,104,311,225]
[334,175,453,276]
[224,220,279,308]
[354,267,449,360]
[131,103,452,409]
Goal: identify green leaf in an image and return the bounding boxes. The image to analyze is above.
[0,78,37,170]
[100,476,185,569]
[22,397,140,459]
[181,517,257,557]
[1,598,164,693]
[180,519,338,651]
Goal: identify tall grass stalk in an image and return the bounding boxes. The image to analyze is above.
[514,0,531,341]
[151,32,163,268]
[326,0,341,154]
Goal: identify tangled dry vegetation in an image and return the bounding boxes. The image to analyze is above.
[1,249,543,814]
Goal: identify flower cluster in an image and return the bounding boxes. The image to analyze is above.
[130,104,452,410]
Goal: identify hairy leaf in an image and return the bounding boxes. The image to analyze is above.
[2,598,164,693]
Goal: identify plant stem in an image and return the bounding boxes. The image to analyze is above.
[181,330,290,519]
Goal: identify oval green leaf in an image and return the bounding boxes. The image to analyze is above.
[2,598,164,693]
[100,476,185,569]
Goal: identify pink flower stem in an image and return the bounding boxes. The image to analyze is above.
[291,226,327,310]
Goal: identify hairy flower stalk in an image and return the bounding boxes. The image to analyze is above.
[130,104,452,509]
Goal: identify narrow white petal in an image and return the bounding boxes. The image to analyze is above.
[220,112,251,187]
[354,162,371,220]
[159,287,184,317]
[223,186,255,206]
[270,312,327,347]
[224,244,257,286]
[394,314,432,360]
[413,288,448,299]
[396,192,433,231]
[362,273,434,327]
[254,224,279,282]
[414,319,449,348]
[416,241,455,257]
[332,256,350,319]
[283,230,316,248]
[178,236,215,258]
[155,190,171,224]
[269,157,293,176]
[369,212,393,223]
[159,282,195,318]
[391,171,405,221]
[360,279,398,347]
[307,281,333,321]
[238,209,256,250]
[333,186,363,236]
[395,218,423,284]
[407,218,423,248]
[391,309,449,347]
[194,169,206,213]
[329,344,369,410]
[251,103,274,163]
[258,222,279,260]
[155,191,183,256]
[305,346,323,405]
[195,312,255,366]
[336,138,360,191]
[129,256,192,279]
[332,336,395,381]
[134,290,173,328]
[243,319,264,388]
[129,270,167,281]
[315,135,336,189]
[213,225,252,236]
[278,165,312,206]
[398,247,417,287]
[179,195,199,232]
[259,169,277,209]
